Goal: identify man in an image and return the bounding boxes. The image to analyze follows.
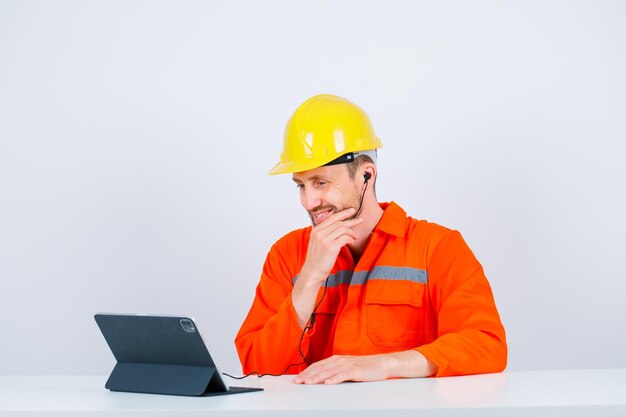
[235,94,507,384]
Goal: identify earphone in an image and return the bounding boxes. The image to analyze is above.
[364,172,371,183]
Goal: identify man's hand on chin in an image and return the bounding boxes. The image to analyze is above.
[292,350,437,385]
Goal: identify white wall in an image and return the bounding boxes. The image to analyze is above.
[1,0,625,375]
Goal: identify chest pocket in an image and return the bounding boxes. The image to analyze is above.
[365,281,426,348]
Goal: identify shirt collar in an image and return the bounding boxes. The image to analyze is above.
[374,201,407,237]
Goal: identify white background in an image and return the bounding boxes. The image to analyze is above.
[1,0,625,375]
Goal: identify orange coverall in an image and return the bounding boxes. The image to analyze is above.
[235,202,507,377]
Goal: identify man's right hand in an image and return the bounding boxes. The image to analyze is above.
[291,207,364,328]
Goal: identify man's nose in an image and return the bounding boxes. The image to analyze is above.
[301,188,322,211]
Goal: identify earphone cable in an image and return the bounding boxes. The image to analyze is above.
[222,277,329,380]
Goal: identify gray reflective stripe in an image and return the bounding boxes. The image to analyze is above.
[369,266,428,283]
[292,270,354,287]
[349,271,369,285]
[326,270,355,287]
[292,266,427,287]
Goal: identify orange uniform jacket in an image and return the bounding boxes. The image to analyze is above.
[235,202,507,377]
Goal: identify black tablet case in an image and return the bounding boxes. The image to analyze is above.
[94,314,262,396]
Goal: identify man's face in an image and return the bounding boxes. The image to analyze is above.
[292,164,361,226]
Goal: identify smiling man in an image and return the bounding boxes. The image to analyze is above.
[235,94,507,384]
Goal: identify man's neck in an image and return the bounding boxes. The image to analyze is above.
[347,200,384,260]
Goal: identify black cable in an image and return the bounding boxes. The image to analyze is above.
[352,178,369,219]
[222,277,330,380]
[224,175,368,380]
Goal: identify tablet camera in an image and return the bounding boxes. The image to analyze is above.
[180,319,196,333]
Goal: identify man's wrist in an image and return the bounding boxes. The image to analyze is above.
[298,265,328,287]
[291,273,325,328]
[385,350,437,379]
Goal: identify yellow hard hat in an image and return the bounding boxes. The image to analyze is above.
[269,94,383,175]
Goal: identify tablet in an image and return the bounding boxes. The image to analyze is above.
[94,313,263,396]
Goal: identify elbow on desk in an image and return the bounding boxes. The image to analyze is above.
[468,330,508,376]
[473,331,509,376]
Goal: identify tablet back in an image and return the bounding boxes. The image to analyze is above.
[94,313,256,396]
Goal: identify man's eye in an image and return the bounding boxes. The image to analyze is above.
[316,181,327,187]
[296,184,304,189]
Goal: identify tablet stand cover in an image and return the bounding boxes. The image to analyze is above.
[95,314,261,396]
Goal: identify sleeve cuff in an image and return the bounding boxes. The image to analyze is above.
[415,344,449,377]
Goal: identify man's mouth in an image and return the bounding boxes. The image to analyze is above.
[311,208,334,224]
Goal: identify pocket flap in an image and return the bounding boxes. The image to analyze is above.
[365,280,425,307]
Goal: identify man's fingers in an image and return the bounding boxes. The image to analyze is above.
[323,371,351,385]
[337,217,364,228]
[313,217,362,240]
[328,207,357,221]
[294,356,354,385]
[326,226,358,243]
[293,354,394,385]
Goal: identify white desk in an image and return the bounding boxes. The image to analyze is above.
[1,369,625,416]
